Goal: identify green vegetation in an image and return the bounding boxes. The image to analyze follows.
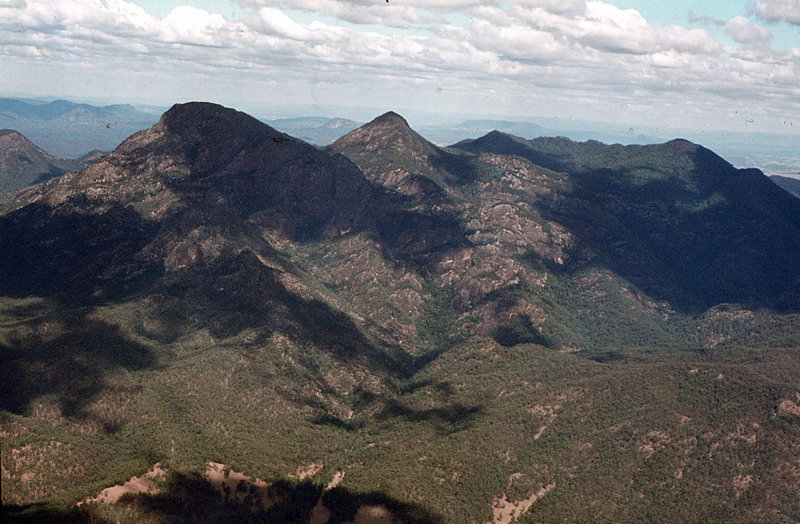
[3,292,798,521]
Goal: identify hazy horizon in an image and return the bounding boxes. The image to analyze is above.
[3,91,799,178]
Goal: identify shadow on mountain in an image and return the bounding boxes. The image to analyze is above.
[0,197,423,422]
[309,413,366,432]
[0,200,165,420]
[458,133,800,314]
[400,378,456,396]
[310,381,481,435]
[376,398,483,435]
[491,316,552,348]
[0,310,156,419]
[377,208,470,265]
[4,471,442,523]
[535,151,800,314]
[587,350,627,363]
[429,150,481,185]
[407,346,455,376]
[2,503,102,524]
[154,103,376,244]
[0,199,163,304]
[321,486,441,524]
[30,166,68,186]
[160,249,411,377]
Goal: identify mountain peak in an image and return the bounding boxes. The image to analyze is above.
[0,129,22,138]
[136,102,291,173]
[330,110,474,200]
[8,101,374,242]
[159,102,266,136]
[476,129,532,145]
[663,138,698,152]
[371,111,409,127]
[331,110,432,153]
[0,128,44,151]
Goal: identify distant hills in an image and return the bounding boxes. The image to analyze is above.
[265,113,800,180]
[262,115,654,148]
[265,116,362,145]
[3,96,797,178]
[2,103,799,523]
[0,98,159,157]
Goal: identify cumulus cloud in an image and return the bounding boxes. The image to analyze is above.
[725,16,772,45]
[235,0,589,25]
[237,0,420,27]
[1,0,797,133]
[750,0,800,25]
[163,6,229,44]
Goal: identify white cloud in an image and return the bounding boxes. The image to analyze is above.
[519,0,587,15]
[725,16,772,45]
[257,7,320,40]
[237,0,420,27]
[750,0,800,25]
[163,5,229,43]
[1,0,797,134]
[235,0,588,25]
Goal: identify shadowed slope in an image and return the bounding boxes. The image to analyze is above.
[456,132,800,313]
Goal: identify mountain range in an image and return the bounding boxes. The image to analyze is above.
[0,98,160,158]
[2,102,799,523]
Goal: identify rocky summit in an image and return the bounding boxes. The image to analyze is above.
[2,102,800,523]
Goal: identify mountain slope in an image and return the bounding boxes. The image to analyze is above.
[0,129,66,196]
[330,112,477,202]
[456,132,800,313]
[1,101,405,417]
[330,122,800,351]
[771,174,800,200]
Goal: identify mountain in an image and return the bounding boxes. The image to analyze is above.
[0,98,159,158]
[457,132,800,313]
[330,111,477,204]
[266,116,362,145]
[0,129,103,199]
[771,174,800,199]
[3,103,800,523]
[415,118,664,149]
[2,103,379,299]
[415,115,800,178]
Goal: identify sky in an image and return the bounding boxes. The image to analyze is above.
[1,0,799,134]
